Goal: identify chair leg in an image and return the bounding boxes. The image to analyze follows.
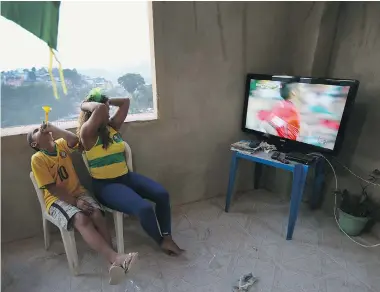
[42,218,50,250]
[113,211,124,254]
[61,229,79,276]
[68,231,79,274]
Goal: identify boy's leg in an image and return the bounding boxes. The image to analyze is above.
[72,212,139,276]
[78,194,113,247]
[50,201,121,264]
[72,212,116,263]
[91,210,113,246]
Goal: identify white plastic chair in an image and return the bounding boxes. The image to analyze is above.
[82,141,133,255]
[30,172,79,276]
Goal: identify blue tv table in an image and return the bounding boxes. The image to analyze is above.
[225,147,325,240]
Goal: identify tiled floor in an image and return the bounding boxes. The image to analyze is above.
[3,190,380,292]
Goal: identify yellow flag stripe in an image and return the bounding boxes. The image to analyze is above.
[53,51,68,95]
[48,48,59,99]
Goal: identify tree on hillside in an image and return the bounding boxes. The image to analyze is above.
[131,84,153,111]
[63,68,82,85]
[38,67,48,75]
[1,83,76,127]
[28,67,37,81]
[117,73,145,94]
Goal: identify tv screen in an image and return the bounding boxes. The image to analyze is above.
[242,74,359,154]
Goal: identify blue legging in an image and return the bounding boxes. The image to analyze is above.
[93,172,171,244]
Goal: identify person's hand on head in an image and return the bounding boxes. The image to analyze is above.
[76,198,94,216]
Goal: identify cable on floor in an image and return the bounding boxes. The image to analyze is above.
[308,152,380,248]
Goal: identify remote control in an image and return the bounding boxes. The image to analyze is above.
[271,151,289,164]
[271,151,280,160]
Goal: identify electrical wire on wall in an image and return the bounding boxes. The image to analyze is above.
[309,152,380,248]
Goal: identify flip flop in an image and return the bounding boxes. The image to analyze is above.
[109,263,125,285]
[121,252,139,274]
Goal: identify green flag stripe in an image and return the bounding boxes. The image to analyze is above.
[88,152,125,169]
[1,1,60,50]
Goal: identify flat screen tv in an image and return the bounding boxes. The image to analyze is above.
[242,74,359,155]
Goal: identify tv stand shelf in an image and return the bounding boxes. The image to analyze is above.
[225,142,325,240]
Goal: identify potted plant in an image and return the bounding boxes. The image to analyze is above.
[336,169,380,236]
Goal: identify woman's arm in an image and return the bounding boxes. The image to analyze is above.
[80,102,109,149]
[108,98,130,131]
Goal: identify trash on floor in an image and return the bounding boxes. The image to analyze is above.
[232,272,258,292]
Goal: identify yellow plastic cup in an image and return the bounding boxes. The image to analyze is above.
[42,106,52,122]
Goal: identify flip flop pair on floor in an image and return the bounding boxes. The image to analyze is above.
[109,252,139,285]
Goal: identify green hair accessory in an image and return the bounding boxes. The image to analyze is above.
[86,88,103,102]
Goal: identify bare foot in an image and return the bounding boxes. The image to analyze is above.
[161,236,184,256]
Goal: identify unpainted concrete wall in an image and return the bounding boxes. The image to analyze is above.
[263,2,380,213]
[324,2,380,209]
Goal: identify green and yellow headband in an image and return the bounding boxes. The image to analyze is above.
[86,88,103,102]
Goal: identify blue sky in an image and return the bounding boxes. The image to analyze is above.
[0,2,151,71]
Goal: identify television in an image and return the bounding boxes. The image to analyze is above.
[242,74,359,155]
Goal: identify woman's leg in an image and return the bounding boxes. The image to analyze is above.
[121,172,183,255]
[122,172,172,235]
[95,182,164,244]
[73,213,138,284]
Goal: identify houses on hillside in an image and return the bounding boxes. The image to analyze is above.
[1,68,114,90]
[83,76,113,89]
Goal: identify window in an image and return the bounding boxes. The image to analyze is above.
[1,2,157,136]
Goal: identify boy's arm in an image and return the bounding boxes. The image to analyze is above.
[46,184,94,214]
[45,184,77,206]
[43,123,79,149]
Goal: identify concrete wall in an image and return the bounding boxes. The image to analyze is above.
[263,2,380,213]
[260,2,342,197]
[1,1,295,242]
[324,2,380,208]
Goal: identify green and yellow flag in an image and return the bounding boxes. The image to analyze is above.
[1,1,67,99]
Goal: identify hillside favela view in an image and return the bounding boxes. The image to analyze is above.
[1,2,153,129]
[1,67,154,128]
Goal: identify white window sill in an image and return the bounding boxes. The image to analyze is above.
[0,112,158,137]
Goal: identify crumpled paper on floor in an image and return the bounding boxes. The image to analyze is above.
[232,272,258,292]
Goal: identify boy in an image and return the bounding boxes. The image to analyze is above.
[27,122,137,284]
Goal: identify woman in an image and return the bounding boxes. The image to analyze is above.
[77,88,183,256]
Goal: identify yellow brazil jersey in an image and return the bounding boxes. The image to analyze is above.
[84,126,128,179]
[31,138,86,211]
